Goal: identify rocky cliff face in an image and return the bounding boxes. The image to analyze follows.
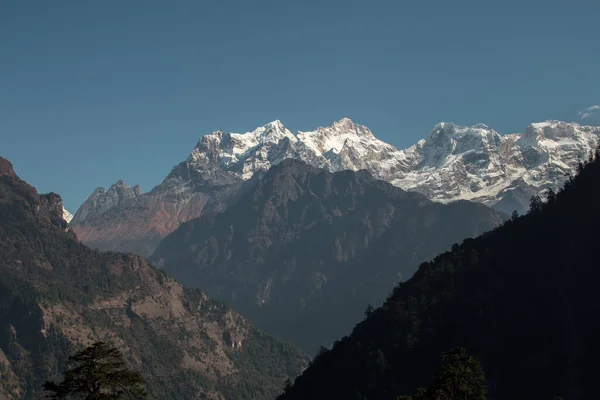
[71,119,599,256]
[150,159,504,353]
[71,166,243,256]
[0,157,307,400]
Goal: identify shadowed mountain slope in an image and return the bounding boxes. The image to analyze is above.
[277,150,600,400]
[0,156,307,400]
[151,159,504,353]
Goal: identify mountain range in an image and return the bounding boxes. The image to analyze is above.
[3,114,599,399]
[71,118,600,257]
[278,138,600,400]
[0,157,306,400]
[150,158,504,353]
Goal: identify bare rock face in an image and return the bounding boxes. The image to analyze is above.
[0,157,16,178]
[40,192,69,230]
[0,156,307,399]
[71,161,243,256]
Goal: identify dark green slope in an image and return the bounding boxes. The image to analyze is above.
[279,152,600,399]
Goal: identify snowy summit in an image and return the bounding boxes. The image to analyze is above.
[73,118,600,231]
[184,118,600,214]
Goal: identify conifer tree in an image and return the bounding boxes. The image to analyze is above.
[547,188,556,204]
[425,347,487,400]
[399,347,487,400]
[43,341,147,399]
[529,195,543,212]
[511,210,519,221]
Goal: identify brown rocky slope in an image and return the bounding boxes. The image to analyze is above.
[71,158,243,257]
[0,156,307,400]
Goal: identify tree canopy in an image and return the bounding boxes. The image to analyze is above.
[43,341,146,399]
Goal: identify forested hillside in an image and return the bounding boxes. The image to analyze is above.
[278,149,600,399]
[0,157,307,400]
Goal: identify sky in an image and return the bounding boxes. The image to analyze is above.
[1,0,599,212]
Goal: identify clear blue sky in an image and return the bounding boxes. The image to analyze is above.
[1,0,599,212]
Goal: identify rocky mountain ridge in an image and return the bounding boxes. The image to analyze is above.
[71,118,599,255]
[0,156,306,399]
[186,118,600,213]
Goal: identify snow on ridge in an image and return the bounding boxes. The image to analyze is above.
[62,207,73,223]
[76,118,600,219]
[185,118,600,213]
[193,118,385,162]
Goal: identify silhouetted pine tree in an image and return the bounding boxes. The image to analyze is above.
[398,348,486,400]
[43,341,146,399]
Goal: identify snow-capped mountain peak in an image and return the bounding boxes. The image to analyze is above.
[523,120,583,142]
[182,118,599,214]
[246,120,296,144]
[187,120,297,178]
[428,122,497,141]
[329,117,369,134]
[70,117,600,257]
[73,118,600,236]
[297,118,379,156]
[422,122,502,161]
